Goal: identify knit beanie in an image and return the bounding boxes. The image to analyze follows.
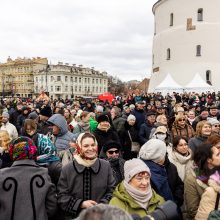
[40,106,52,117]
[103,141,121,153]
[124,158,151,183]
[138,139,167,163]
[97,113,111,124]
[207,117,220,126]
[9,136,37,161]
[127,114,136,122]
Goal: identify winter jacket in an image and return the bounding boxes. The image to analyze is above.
[195,178,220,220]
[139,122,156,145]
[110,182,164,218]
[171,122,195,141]
[112,116,126,136]
[131,108,146,129]
[57,158,115,219]
[188,136,208,153]
[184,169,207,220]
[0,159,57,220]
[47,114,77,152]
[0,121,18,140]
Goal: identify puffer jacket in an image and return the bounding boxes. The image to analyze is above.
[110,182,164,218]
[47,114,77,152]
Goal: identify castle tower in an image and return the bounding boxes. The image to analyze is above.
[148,0,220,92]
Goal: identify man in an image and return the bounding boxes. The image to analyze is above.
[0,112,18,140]
[209,105,220,120]
[139,111,156,145]
[131,101,146,129]
[192,107,209,131]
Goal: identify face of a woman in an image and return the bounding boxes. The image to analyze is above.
[26,125,36,136]
[64,110,70,118]
[201,124,212,136]
[208,147,220,168]
[176,139,189,154]
[81,137,97,159]
[177,117,186,126]
[160,116,167,125]
[129,172,150,192]
[212,124,220,134]
[128,119,135,126]
[99,121,110,129]
[82,114,90,123]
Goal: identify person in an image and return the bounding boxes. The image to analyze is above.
[110,158,164,218]
[57,132,115,219]
[121,114,140,160]
[184,142,220,220]
[102,141,125,186]
[187,110,196,125]
[195,170,220,220]
[0,130,12,168]
[78,204,133,220]
[171,115,195,141]
[63,108,74,131]
[16,106,30,134]
[192,107,209,131]
[167,136,193,181]
[0,112,18,140]
[139,139,184,209]
[0,136,57,220]
[93,113,120,154]
[188,120,212,153]
[131,101,146,130]
[207,117,220,135]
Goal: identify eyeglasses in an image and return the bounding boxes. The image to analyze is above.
[178,118,186,122]
[107,150,119,155]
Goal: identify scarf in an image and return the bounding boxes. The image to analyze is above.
[123,181,152,209]
[193,163,209,185]
[78,121,90,132]
[74,154,97,167]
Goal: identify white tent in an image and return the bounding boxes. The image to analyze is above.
[154,74,184,94]
[184,73,214,93]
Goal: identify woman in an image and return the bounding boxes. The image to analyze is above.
[208,118,220,135]
[63,108,74,132]
[72,111,92,137]
[110,158,164,218]
[171,115,195,141]
[0,130,12,168]
[188,121,212,153]
[195,170,220,220]
[184,142,220,220]
[121,114,140,160]
[57,132,115,219]
[167,136,193,181]
[22,119,61,185]
[0,136,57,220]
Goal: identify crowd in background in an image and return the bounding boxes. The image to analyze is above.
[0,90,220,220]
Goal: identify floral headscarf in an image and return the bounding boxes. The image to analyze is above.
[9,136,37,161]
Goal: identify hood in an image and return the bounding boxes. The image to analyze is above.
[47,113,68,135]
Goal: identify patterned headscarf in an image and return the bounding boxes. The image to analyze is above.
[9,136,37,161]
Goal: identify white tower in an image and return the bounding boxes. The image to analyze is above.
[148,0,220,92]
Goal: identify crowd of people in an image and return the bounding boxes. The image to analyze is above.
[0,90,220,220]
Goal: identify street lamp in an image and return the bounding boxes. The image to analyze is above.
[45,64,50,95]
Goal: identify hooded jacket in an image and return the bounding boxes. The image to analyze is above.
[110,182,164,218]
[48,114,77,152]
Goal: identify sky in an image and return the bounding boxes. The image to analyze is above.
[0,0,157,81]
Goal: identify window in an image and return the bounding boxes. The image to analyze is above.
[196,45,201,56]
[65,76,68,82]
[75,77,77,82]
[51,86,53,92]
[50,76,54,81]
[57,76,61,81]
[198,8,203,21]
[92,79,95,84]
[65,85,68,92]
[206,70,212,85]
[75,85,77,91]
[55,86,61,91]
[96,79,98,83]
[79,77,81,83]
[167,48,171,60]
[36,77,38,82]
[88,78,90,83]
[70,76,73,82]
[85,78,87,83]
[170,13,174,26]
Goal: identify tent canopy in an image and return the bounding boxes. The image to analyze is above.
[154,74,184,94]
[184,73,214,92]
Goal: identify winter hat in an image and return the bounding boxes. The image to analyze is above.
[28,111,39,120]
[124,158,151,183]
[146,111,156,117]
[96,105,104,113]
[207,117,220,126]
[138,139,167,163]
[155,126,167,134]
[103,141,121,153]
[97,113,111,123]
[2,112,9,118]
[127,114,136,122]
[40,106,52,117]
[9,136,37,161]
[129,104,135,110]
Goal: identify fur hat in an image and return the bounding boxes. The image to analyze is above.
[124,158,151,183]
[103,141,121,153]
[138,139,167,163]
[40,106,52,117]
[97,113,111,123]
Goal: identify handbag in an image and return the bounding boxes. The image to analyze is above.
[208,192,220,220]
[128,131,140,153]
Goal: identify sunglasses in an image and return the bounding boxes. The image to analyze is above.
[178,118,186,122]
[107,150,119,155]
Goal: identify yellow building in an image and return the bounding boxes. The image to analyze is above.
[0,57,48,97]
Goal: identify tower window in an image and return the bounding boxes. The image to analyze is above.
[198,8,203,21]
[167,48,171,60]
[196,45,201,56]
[170,13,174,26]
[206,70,212,85]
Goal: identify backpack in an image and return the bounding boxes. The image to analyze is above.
[208,192,220,220]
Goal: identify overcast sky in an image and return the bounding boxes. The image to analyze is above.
[0,0,157,81]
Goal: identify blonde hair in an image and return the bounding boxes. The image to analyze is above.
[0,130,11,151]
[196,120,211,137]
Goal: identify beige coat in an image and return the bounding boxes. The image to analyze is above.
[184,169,207,220]
[195,179,220,220]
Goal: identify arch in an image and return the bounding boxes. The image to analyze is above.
[206,70,212,85]
[198,8,203,21]
[170,13,174,26]
[167,48,171,60]
[196,45,201,56]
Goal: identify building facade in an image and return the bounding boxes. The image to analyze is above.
[148,0,220,92]
[0,57,48,97]
[34,62,108,99]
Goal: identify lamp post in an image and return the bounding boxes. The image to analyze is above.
[45,64,50,96]
[2,72,5,98]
